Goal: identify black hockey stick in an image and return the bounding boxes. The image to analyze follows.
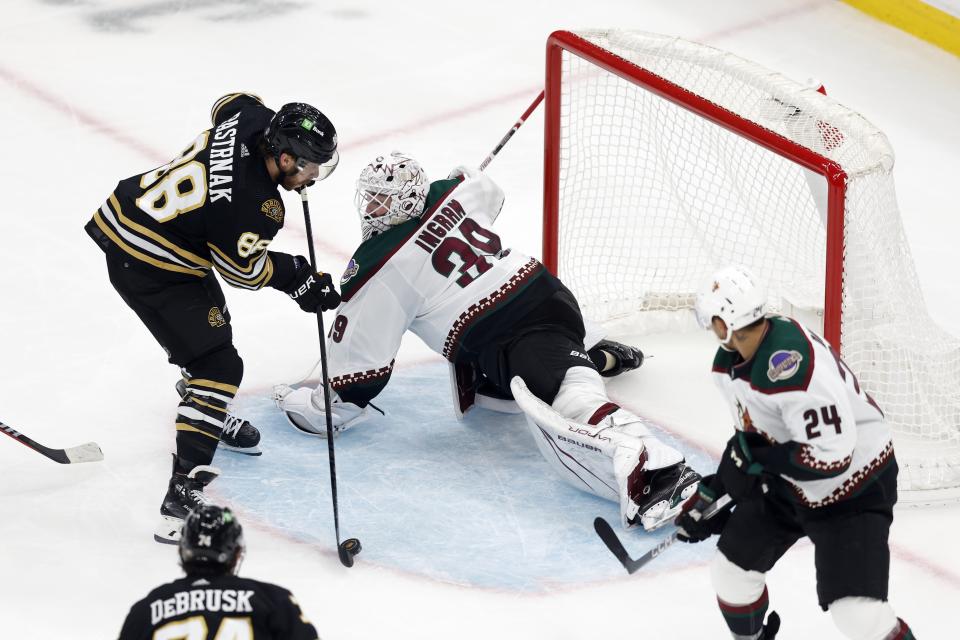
[594,494,733,574]
[0,420,103,464]
[299,188,362,568]
[478,90,544,171]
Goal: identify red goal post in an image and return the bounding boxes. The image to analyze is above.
[542,30,960,501]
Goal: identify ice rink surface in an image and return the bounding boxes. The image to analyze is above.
[1,0,958,637]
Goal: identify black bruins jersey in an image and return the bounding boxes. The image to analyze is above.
[86,93,297,291]
[117,574,319,640]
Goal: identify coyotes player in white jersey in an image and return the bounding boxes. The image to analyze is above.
[674,266,914,640]
[277,152,700,530]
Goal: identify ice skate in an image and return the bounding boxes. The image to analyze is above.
[590,339,645,377]
[177,379,262,455]
[219,414,262,455]
[154,456,221,544]
[629,461,701,530]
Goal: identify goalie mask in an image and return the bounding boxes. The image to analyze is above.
[694,266,767,344]
[355,152,429,240]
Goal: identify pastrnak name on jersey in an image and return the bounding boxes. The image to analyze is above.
[209,110,240,203]
[150,587,254,625]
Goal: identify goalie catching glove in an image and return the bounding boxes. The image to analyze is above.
[273,384,370,437]
[284,255,341,313]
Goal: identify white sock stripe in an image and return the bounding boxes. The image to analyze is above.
[186,387,233,405]
[177,406,226,428]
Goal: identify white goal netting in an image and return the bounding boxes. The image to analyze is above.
[551,30,960,500]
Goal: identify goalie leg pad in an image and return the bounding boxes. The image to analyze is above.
[274,385,370,438]
[512,375,686,527]
[550,366,617,425]
[511,375,620,502]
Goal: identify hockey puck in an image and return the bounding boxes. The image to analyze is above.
[338,538,362,567]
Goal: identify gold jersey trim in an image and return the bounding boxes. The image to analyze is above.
[175,422,221,440]
[216,258,274,290]
[187,378,240,394]
[92,210,206,277]
[208,242,266,274]
[109,194,211,268]
[211,92,264,124]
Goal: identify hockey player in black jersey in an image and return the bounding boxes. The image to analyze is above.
[118,505,319,640]
[85,93,343,543]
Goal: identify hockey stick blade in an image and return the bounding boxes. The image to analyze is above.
[594,517,644,573]
[594,494,733,574]
[0,421,104,464]
[62,442,105,464]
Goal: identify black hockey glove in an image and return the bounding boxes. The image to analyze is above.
[717,431,773,501]
[285,256,341,313]
[675,474,730,543]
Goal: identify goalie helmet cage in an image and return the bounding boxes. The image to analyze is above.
[542,29,960,502]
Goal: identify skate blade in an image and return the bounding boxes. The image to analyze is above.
[154,515,183,545]
[218,442,263,456]
[640,502,686,531]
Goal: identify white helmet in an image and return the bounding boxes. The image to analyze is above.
[354,152,429,240]
[694,265,768,344]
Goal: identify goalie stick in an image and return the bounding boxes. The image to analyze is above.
[0,420,103,464]
[594,494,733,574]
[478,90,544,170]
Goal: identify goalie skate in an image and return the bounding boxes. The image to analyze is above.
[627,462,700,530]
[590,339,645,378]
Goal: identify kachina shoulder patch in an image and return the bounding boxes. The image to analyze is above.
[767,349,803,382]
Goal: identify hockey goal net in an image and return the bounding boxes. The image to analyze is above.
[543,29,960,501]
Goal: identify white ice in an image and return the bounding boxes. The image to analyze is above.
[0,0,958,638]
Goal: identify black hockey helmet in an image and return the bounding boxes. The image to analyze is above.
[264,102,339,180]
[179,505,245,575]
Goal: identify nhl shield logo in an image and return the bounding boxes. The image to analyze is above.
[208,307,226,328]
[767,350,802,382]
[261,198,284,223]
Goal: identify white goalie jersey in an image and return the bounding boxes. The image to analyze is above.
[279,168,694,531]
[711,316,895,508]
[326,170,549,407]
